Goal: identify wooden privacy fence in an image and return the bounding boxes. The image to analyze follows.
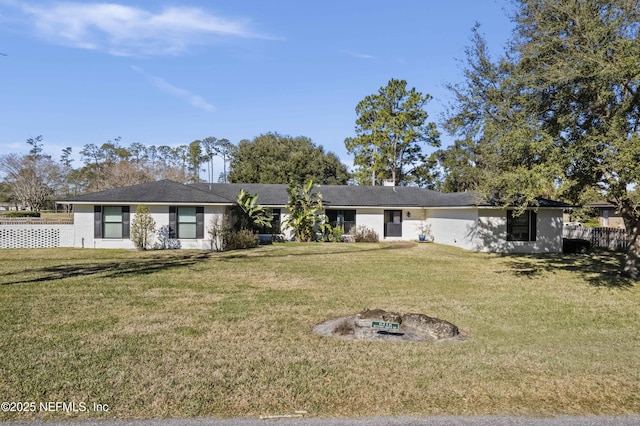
[563,226,628,251]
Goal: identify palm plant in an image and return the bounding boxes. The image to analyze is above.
[284,179,329,242]
[233,189,273,231]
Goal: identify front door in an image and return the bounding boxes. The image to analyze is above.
[384,210,402,238]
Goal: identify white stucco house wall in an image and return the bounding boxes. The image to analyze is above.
[60,180,570,254]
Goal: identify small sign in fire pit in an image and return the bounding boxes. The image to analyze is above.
[371,320,400,331]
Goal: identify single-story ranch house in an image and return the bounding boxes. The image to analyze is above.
[60,179,571,253]
[584,201,626,229]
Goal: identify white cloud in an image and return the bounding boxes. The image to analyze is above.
[131,66,215,112]
[12,2,273,56]
[343,50,374,60]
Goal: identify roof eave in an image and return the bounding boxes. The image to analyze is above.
[59,200,233,206]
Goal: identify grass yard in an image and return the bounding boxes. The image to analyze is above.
[1,242,639,420]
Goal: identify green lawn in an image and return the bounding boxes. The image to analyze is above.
[1,243,639,420]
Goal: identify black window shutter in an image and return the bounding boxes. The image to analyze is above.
[122,206,130,239]
[506,210,514,241]
[196,206,204,239]
[530,211,537,242]
[169,206,177,238]
[94,206,103,238]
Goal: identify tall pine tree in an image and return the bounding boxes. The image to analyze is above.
[345,79,440,186]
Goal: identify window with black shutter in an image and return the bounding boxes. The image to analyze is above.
[507,210,537,242]
[95,206,130,239]
[169,206,204,239]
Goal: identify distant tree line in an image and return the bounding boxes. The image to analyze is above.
[0,133,350,211]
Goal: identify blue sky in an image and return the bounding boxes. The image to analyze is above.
[1,0,515,178]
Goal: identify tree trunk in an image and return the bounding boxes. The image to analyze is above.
[223,154,227,183]
[621,202,640,279]
[392,138,398,185]
[623,217,640,280]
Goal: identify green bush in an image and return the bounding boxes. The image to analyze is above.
[130,204,156,250]
[4,211,40,218]
[350,225,379,242]
[331,225,344,242]
[223,229,259,250]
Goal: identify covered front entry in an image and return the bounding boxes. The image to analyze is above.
[384,210,402,238]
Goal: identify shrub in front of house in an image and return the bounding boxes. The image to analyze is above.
[350,225,379,242]
[4,211,40,218]
[330,225,344,242]
[130,204,156,250]
[223,229,259,250]
[153,225,182,250]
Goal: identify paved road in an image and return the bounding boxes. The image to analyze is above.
[3,416,640,426]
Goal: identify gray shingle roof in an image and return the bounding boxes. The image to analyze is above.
[192,183,473,207]
[194,183,570,208]
[316,185,485,207]
[585,200,615,208]
[62,180,572,209]
[191,183,290,206]
[535,197,574,208]
[61,180,231,204]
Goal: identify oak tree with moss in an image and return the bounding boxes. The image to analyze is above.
[442,1,640,278]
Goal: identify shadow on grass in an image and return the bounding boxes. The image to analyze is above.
[500,250,635,288]
[218,241,417,261]
[2,243,417,286]
[2,252,213,286]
